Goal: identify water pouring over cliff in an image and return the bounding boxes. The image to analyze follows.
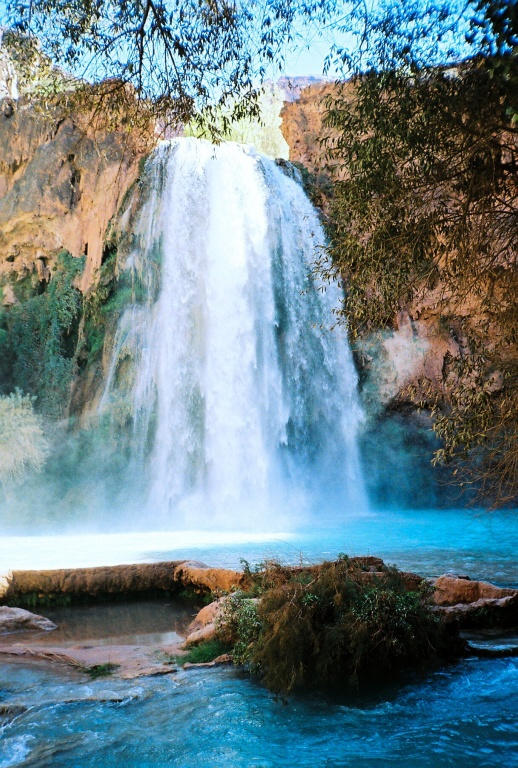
[101,137,365,528]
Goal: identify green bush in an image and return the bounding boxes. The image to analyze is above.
[0,390,48,491]
[84,663,119,679]
[217,593,262,667]
[180,640,229,665]
[218,558,462,694]
[0,251,84,418]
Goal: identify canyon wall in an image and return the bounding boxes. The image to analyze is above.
[280,81,509,415]
[0,71,510,507]
[0,98,148,299]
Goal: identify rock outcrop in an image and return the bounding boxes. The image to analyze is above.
[433,574,518,628]
[1,560,244,605]
[183,596,228,647]
[0,96,150,297]
[0,606,56,633]
[434,574,517,605]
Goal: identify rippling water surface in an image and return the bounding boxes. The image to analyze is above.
[1,658,517,768]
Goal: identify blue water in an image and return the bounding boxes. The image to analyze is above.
[1,659,517,767]
[140,507,518,585]
[1,507,517,767]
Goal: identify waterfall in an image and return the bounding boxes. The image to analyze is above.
[101,137,366,528]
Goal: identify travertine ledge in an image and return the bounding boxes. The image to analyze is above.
[0,560,244,604]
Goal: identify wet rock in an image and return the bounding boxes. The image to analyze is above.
[0,606,57,633]
[0,641,179,679]
[462,628,518,658]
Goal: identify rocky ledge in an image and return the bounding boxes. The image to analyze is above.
[433,574,518,628]
[0,559,516,680]
[182,566,518,650]
[0,560,244,606]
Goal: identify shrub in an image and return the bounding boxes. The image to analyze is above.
[0,390,48,490]
[218,558,462,694]
[181,640,229,665]
[217,593,262,667]
[84,663,119,679]
[0,251,84,418]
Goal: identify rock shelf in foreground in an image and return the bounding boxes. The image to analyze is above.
[0,560,244,606]
[0,559,516,681]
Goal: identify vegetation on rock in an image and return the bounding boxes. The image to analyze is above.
[4,0,343,139]
[216,558,462,694]
[0,250,84,419]
[84,662,119,678]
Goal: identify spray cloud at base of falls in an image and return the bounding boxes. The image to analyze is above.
[98,137,365,529]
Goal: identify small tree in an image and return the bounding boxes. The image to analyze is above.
[0,391,49,493]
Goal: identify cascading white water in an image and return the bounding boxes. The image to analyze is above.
[101,137,366,528]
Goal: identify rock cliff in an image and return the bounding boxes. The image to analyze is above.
[0,97,149,298]
[280,82,457,408]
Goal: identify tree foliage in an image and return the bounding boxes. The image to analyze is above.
[318,0,517,506]
[4,0,345,137]
[0,251,84,419]
[0,390,48,490]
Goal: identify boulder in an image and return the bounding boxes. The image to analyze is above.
[433,575,518,629]
[433,575,517,606]
[187,597,226,635]
[0,606,57,633]
[183,597,227,648]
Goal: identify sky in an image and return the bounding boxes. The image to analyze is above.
[0,1,479,87]
[0,0,357,81]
